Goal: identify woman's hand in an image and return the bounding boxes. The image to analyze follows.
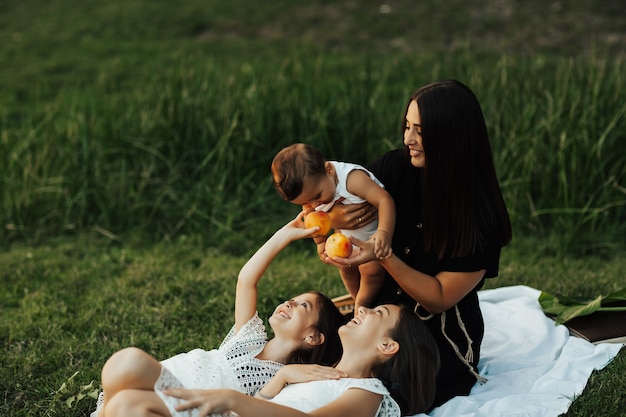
[371,230,392,259]
[327,200,377,230]
[275,364,347,386]
[314,240,327,262]
[164,388,240,415]
[324,236,378,268]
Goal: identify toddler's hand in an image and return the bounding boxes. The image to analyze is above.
[372,230,392,259]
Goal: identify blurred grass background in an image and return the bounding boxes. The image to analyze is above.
[1,0,625,254]
[1,1,625,416]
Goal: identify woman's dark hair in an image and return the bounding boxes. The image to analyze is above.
[404,79,512,259]
[271,143,327,201]
[286,291,348,366]
[372,304,440,415]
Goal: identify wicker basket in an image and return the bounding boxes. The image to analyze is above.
[332,293,355,316]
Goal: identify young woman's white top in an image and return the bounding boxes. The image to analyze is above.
[270,377,401,417]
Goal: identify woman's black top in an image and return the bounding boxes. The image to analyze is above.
[368,149,502,409]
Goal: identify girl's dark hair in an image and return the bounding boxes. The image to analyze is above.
[372,304,440,415]
[271,143,327,201]
[286,291,348,366]
[404,79,512,259]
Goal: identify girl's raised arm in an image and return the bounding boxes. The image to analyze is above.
[234,213,319,331]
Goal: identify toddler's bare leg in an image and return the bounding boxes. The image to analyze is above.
[338,265,361,300]
[354,261,386,310]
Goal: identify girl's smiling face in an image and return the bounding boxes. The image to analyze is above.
[269,293,322,336]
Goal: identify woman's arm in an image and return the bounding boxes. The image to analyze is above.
[327,237,484,313]
[377,255,485,313]
[235,213,319,331]
[164,387,381,417]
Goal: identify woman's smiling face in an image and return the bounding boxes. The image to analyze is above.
[404,100,425,168]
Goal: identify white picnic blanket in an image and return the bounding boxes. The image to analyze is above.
[414,285,623,417]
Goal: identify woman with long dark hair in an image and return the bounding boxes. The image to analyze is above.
[328,79,512,408]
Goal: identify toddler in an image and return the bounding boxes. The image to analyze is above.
[272,143,395,312]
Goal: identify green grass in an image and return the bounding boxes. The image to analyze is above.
[1,1,625,253]
[2,53,624,254]
[1,1,625,416]
[1,234,625,416]
[0,234,347,416]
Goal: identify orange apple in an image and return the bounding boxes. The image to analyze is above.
[325,232,353,258]
[304,211,331,237]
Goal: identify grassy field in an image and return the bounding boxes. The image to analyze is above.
[1,2,625,253]
[1,1,625,416]
[2,235,625,416]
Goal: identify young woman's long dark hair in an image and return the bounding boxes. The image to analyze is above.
[372,304,440,415]
[405,79,512,259]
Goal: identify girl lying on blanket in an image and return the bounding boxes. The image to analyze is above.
[155,304,440,417]
[90,214,347,417]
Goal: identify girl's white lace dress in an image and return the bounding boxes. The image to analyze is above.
[89,313,283,417]
[270,377,401,417]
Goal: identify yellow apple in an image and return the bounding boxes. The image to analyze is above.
[304,211,331,237]
[325,232,353,258]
